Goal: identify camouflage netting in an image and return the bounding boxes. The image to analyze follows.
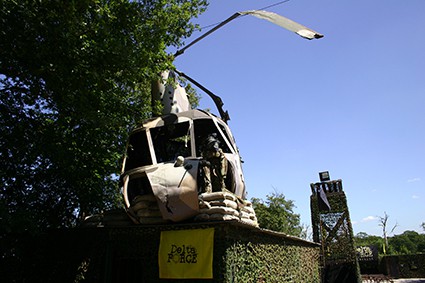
[221,229,321,282]
[310,180,361,283]
[1,222,320,283]
[380,254,425,279]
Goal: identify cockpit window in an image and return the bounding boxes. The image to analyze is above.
[194,119,233,156]
[125,131,152,171]
[150,121,192,163]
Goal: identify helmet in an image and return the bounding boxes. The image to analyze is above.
[203,133,220,151]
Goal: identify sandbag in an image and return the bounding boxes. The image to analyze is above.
[194,214,210,221]
[199,206,239,217]
[131,200,153,211]
[208,199,238,210]
[137,208,162,218]
[239,218,258,227]
[239,210,256,220]
[239,205,255,214]
[195,191,259,227]
[198,200,211,209]
[209,214,239,221]
[133,194,156,203]
[199,191,237,202]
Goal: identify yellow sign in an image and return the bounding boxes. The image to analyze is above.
[158,228,214,279]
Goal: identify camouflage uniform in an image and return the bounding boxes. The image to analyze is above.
[201,134,228,193]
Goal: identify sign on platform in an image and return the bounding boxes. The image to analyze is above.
[158,228,214,279]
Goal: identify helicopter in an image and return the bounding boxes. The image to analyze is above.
[119,9,323,225]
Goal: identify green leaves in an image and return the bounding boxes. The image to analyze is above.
[251,192,303,237]
[355,230,425,255]
[0,0,207,233]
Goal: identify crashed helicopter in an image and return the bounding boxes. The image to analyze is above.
[119,9,323,226]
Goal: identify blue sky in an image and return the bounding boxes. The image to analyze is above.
[173,0,425,236]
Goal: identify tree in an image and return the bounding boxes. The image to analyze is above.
[389,230,425,255]
[251,192,304,237]
[378,212,398,254]
[354,232,385,254]
[354,230,425,256]
[0,0,208,234]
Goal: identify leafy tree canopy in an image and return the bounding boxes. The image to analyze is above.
[0,0,207,234]
[251,192,304,237]
[389,230,425,255]
[354,230,425,255]
[354,232,385,254]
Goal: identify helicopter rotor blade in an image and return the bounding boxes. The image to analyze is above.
[174,12,241,58]
[174,9,323,57]
[240,10,323,40]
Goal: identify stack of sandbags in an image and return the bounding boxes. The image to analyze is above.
[196,191,240,221]
[237,200,258,227]
[195,191,258,227]
[127,194,167,224]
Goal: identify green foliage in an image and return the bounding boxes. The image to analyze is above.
[355,231,425,255]
[251,192,303,237]
[354,232,385,254]
[0,0,208,234]
[389,230,425,255]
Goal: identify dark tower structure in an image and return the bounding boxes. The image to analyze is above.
[310,172,361,283]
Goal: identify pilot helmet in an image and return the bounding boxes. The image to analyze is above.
[203,133,220,152]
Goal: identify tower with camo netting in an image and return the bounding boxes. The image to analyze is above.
[310,172,361,283]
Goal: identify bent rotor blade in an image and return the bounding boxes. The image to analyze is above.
[241,10,323,40]
[174,10,323,57]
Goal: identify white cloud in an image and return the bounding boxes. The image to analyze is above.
[412,195,420,199]
[352,216,378,225]
[361,216,378,222]
[407,177,421,183]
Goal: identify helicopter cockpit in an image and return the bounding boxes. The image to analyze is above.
[121,108,246,223]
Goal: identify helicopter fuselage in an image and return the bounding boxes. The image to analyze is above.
[121,109,246,223]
